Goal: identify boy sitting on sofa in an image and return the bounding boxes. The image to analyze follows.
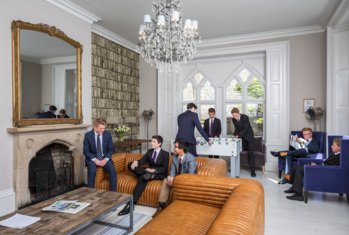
[152,139,197,218]
[118,135,170,216]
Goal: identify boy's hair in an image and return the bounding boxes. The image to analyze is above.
[333,138,341,147]
[152,135,163,146]
[93,118,107,126]
[231,107,240,114]
[301,127,313,133]
[187,103,197,110]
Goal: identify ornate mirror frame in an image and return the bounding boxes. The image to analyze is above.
[12,20,83,127]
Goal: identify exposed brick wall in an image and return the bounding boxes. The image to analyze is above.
[91,33,140,139]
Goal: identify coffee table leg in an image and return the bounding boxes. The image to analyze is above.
[129,197,133,232]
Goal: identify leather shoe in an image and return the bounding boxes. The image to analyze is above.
[284,188,296,194]
[270,151,279,157]
[152,202,167,218]
[251,171,256,177]
[286,193,304,201]
[279,151,288,157]
[278,178,289,184]
[118,203,130,216]
[143,172,155,181]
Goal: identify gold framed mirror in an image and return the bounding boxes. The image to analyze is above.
[12,20,83,127]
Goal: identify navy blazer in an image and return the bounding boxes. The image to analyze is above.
[38,111,56,119]
[307,138,320,154]
[138,149,170,179]
[176,110,209,144]
[232,114,254,141]
[83,130,114,162]
[203,117,222,137]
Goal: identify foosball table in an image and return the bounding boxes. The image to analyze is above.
[196,137,242,177]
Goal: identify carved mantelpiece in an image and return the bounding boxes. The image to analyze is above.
[7,124,90,208]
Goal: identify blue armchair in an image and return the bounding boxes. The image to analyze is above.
[277,131,326,178]
[303,138,349,204]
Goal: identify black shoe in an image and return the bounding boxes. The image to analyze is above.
[284,188,296,194]
[143,172,155,181]
[286,193,304,201]
[278,178,289,184]
[251,171,256,177]
[159,202,167,209]
[118,203,130,216]
[270,151,279,157]
[152,202,167,218]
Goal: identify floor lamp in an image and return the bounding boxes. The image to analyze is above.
[143,109,154,150]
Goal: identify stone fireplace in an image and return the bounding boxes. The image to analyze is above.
[7,124,90,208]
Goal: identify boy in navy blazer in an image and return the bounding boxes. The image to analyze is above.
[176,103,211,156]
[83,118,117,191]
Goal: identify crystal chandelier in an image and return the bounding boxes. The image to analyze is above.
[137,0,200,68]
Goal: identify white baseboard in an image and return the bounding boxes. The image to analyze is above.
[0,188,16,216]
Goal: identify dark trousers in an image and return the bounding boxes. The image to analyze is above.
[86,159,117,191]
[290,166,304,194]
[242,139,255,172]
[187,143,197,157]
[128,162,163,204]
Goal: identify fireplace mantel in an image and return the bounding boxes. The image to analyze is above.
[8,124,90,208]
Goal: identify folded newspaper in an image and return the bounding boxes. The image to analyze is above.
[290,135,306,150]
[42,200,90,214]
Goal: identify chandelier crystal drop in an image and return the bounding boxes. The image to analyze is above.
[137,0,200,68]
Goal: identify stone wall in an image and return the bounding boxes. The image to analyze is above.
[91,33,140,139]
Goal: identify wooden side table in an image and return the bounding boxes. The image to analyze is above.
[114,139,150,153]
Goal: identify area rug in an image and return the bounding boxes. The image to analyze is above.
[75,211,150,235]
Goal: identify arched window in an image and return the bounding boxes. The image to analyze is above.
[225,67,265,136]
[182,72,215,122]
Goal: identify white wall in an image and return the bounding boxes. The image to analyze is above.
[139,57,157,143]
[0,0,92,216]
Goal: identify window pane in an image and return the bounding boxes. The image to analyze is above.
[247,76,264,99]
[226,104,242,136]
[183,82,196,101]
[200,104,215,122]
[239,68,251,82]
[194,72,203,84]
[226,79,242,100]
[246,103,264,137]
[200,81,215,100]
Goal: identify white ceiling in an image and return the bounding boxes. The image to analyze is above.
[70,0,341,45]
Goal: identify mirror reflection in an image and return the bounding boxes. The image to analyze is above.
[12,20,82,127]
[20,29,77,119]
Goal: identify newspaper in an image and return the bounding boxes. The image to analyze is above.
[0,213,40,229]
[290,135,306,150]
[42,200,90,214]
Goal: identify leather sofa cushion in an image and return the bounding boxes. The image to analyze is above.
[135,200,220,235]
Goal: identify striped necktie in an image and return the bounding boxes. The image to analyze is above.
[97,134,103,160]
[178,158,182,175]
[152,151,157,163]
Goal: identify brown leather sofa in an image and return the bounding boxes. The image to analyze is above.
[95,153,228,207]
[136,174,265,235]
[240,136,266,172]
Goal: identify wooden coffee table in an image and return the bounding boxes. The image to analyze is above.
[0,187,133,234]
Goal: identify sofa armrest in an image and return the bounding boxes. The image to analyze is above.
[197,158,227,177]
[173,174,265,235]
[111,153,127,173]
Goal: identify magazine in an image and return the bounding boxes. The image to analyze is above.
[290,135,306,150]
[42,200,90,214]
